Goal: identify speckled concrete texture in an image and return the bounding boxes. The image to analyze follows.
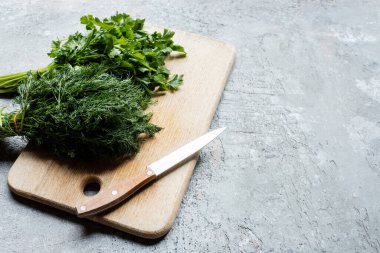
[1,0,380,252]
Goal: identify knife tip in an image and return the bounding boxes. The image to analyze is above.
[211,127,226,137]
[217,127,226,134]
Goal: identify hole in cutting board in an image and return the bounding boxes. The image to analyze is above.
[83,178,101,196]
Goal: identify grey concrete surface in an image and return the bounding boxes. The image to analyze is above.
[1,0,380,252]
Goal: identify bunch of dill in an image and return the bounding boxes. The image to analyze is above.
[0,64,160,159]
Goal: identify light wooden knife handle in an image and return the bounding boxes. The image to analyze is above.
[76,169,157,217]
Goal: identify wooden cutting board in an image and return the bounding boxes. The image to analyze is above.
[7,29,235,239]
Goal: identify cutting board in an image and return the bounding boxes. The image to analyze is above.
[7,28,235,239]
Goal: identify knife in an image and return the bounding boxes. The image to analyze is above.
[76,127,226,217]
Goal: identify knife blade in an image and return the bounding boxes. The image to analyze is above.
[76,127,226,217]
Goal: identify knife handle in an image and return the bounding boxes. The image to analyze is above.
[76,169,157,217]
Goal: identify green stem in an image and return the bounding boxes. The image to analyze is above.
[0,72,28,81]
[0,64,54,94]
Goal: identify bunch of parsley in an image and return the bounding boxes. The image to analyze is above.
[0,13,186,94]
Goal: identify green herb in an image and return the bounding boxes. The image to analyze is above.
[0,64,160,159]
[0,13,186,94]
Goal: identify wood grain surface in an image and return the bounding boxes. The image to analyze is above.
[7,29,235,239]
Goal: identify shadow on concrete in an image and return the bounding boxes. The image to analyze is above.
[10,192,168,245]
[0,138,26,162]
[0,93,17,99]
